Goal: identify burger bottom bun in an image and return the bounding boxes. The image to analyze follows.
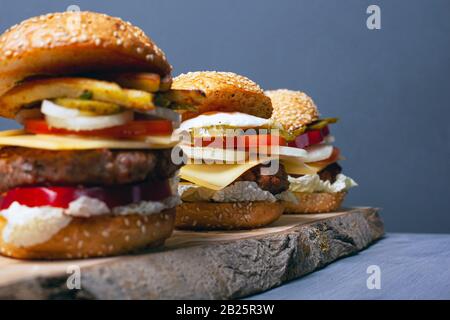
[0,208,175,260]
[175,201,284,230]
[283,192,346,214]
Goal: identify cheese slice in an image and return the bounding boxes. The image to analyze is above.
[180,160,271,190]
[282,158,337,175]
[0,129,25,137]
[181,145,248,163]
[0,130,176,150]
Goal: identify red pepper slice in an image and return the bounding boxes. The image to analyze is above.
[288,126,330,149]
[0,179,172,210]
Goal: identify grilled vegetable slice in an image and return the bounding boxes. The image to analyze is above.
[154,89,206,111]
[53,98,123,115]
[106,72,161,93]
[0,77,154,118]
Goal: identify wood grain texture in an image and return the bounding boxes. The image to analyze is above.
[0,207,383,299]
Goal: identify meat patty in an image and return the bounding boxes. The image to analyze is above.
[318,162,342,183]
[0,147,180,193]
[237,162,289,195]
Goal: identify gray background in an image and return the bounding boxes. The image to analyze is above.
[0,0,449,233]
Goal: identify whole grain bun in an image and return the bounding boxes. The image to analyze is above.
[283,192,346,214]
[0,11,172,98]
[172,71,273,120]
[175,201,283,230]
[266,89,319,133]
[0,209,175,260]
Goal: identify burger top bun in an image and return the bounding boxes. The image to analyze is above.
[266,89,319,133]
[172,71,273,120]
[0,11,172,97]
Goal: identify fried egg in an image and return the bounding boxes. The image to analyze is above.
[179,112,270,131]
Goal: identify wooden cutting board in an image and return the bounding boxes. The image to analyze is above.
[0,207,383,299]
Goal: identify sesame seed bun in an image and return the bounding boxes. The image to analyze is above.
[266,89,319,133]
[172,71,273,120]
[0,11,172,97]
[283,192,346,214]
[175,201,283,230]
[0,209,175,260]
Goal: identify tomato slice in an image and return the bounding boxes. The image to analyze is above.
[193,134,286,150]
[24,119,173,138]
[0,179,172,210]
[288,126,330,149]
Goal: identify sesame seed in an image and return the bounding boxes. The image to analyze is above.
[125,235,130,242]
[102,230,109,238]
[124,218,130,226]
[116,39,123,46]
[94,38,102,46]
[146,53,154,61]
[136,47,143,54]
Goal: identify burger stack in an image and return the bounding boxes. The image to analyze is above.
[0,11,356,260]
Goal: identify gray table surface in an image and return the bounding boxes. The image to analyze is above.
[247,233,450,300]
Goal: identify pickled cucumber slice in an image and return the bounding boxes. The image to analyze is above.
[307,118,338,130]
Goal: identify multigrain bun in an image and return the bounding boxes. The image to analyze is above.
[0,11,172,97]
[266,89,319,133]
[172,71,273,120]
[283,192,346,214]
[175,201,283,230]
[0,209,175,260]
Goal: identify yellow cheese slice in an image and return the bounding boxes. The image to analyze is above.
[0,129,25,137]
[0,130,176,150]
[180,160,270,191]
[282,159,330,175]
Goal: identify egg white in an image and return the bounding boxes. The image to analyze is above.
[179,112,270,131]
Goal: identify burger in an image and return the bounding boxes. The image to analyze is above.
[172,72,303,230]
[266,89,357,213]
[0,11,203,259]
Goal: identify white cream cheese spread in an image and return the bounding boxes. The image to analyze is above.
[0,195,181,247]
[0,202,71,247]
